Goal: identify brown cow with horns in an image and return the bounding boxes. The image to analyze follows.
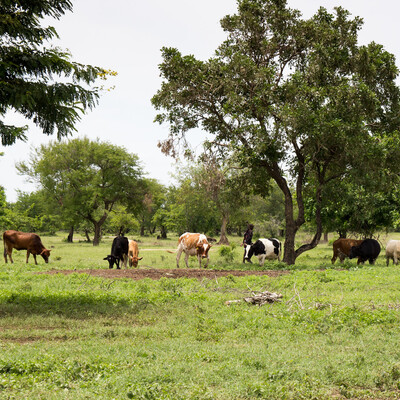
[3,230,51,264]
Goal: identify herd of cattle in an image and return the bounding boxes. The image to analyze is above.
[3,229,400,268]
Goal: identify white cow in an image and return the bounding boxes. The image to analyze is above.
[385,240,400,266]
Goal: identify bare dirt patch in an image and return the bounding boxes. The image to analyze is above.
[38,268,289,281]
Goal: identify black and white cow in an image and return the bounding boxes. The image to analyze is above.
[244,238,281,265]
[349,238,381,265]
[103,236,129,269]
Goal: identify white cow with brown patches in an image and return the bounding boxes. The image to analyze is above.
[176,232,212,268]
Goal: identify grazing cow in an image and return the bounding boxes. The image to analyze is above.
[104,236,128,269]
[128,239,143,268]
[244,238,281,266]
[331,238,363,264]
[176,232,212,268]
[349,238,381,265]
[3,230,51,265]
[385,240,400,266]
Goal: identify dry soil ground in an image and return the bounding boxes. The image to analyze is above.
[39,268,289,280]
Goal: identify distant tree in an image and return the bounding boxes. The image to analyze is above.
[162,178,219,236]
[136,179,167,236]
[0,0,114,145]
[305,174,400,238]
[153,0,400,264]
[104,204,140,236]
[0,185,7,228]
[191,155,250,244]
[17,138,144,245]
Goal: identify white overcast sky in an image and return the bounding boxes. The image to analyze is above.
[1,0,399,201]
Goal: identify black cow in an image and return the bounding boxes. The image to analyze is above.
[349,239,381,265]
[104,236,129,269]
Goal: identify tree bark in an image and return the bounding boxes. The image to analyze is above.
[67,226,74,243]
[92,212,108,246]
[84,229,91,243]
[218,213,229,245]
[93,223,102,246]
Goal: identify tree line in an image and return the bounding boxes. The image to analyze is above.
[0,137,286,245]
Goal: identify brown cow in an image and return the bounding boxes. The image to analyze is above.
[3,230,51,264]
[331,238,363,264]
[128,239,143,268]
[176,232,212,268]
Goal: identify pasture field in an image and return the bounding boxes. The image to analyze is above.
[1,232,400,399]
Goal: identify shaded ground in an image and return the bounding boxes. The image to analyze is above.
[38,268,289,280]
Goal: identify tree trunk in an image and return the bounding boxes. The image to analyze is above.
[160,225,167,239]
[218,213,229,245]
[93,223,102,246]
[84,229,91,243]
[283,221,297,265]
[322,232,328,243]
[67,226,74,243]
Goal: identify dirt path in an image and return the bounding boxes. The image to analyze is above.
[38,268,290,281]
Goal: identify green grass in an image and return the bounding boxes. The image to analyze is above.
[1,232,400,398]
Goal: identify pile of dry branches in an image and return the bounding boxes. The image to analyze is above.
[225,290,283,306]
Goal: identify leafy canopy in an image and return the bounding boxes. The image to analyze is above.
[0,0,114,145]
[17,137,144,244]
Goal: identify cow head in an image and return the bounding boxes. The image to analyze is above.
[129,256,143,268]
[348,246,359,259]
[104,255,119,269]
[196,242,211,258]
[40,249,51,263]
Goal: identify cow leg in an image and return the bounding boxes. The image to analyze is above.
[331,251,337,264]
[26,250,30,263]
[4,247,13,263]
[184,253,190,268]
[204,255,209,269]
[176,248,183,268]
[116,258,120,269]
[394,255,398,265]
[123,254,128,269]
[33,254,38,265]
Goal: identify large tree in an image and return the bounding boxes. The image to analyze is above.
[0,0,113,145]
[152,0,400,264]
[17,137,144,245]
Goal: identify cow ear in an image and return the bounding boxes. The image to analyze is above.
[103,257,108,260]
[138,257,143,260]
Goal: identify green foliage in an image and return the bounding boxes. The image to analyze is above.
[0,0,114,145]
[218,244,236,263]
[103,204,139,236]
[16,138,145,244]
[161,178,219,235]
[1,190,61,233]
